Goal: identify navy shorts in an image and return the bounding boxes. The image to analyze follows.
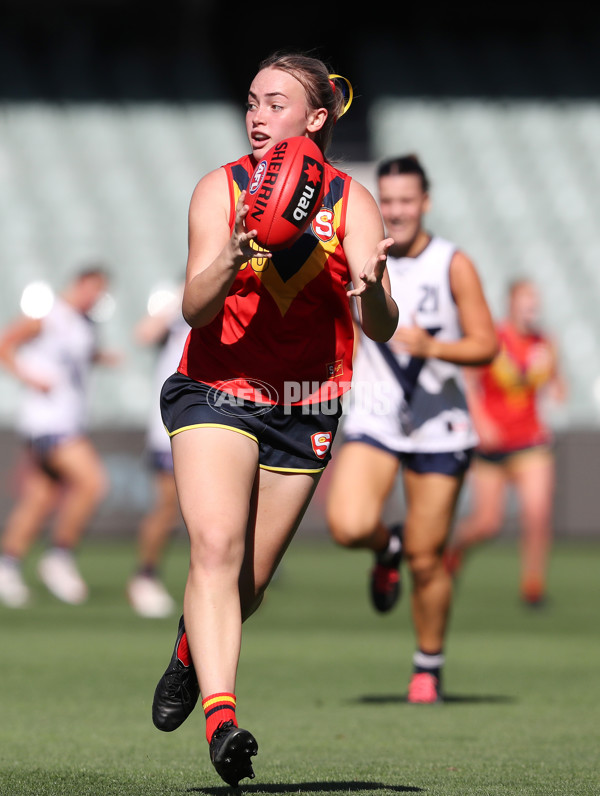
[147,449,174,472]
[161,372,343,473]
[399,448,473,476]
[344,432,474,477]
[475,443,552,465]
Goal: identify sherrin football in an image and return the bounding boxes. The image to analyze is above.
[244,136,325,251]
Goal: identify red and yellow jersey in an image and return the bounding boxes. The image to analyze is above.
[479,322,554,450]
[178,153,354,405]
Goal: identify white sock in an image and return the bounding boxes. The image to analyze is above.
[386,533,401,557]
[413,649,445,673]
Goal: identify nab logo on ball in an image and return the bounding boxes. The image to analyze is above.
[281,157,324,230]
[311,431,332,460]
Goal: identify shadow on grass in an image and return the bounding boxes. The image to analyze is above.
[352,693,516,705]
[188,783,422,794]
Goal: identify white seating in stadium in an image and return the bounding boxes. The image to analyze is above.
[1,99,599,426]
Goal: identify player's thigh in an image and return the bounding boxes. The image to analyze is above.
[151,469,180,526]
[402,469,464,554]
[18,464,59,513]
[155,468,178,506]
[326,441,399,532]
[509,450,555,522]
[171,426,259,546]
[465,459,508,525]
[48,437,107,494]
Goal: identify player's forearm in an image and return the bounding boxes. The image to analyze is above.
[0,348,19,378]
[428,334,498,366]
[0,338,29,382]
[182,249,245,328]
[358,287,399,342]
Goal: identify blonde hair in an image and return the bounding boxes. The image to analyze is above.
[258,51,346,154]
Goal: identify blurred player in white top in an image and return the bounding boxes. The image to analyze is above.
[326,155,497,702]
[127,283,189,618]
[0,266,116,607]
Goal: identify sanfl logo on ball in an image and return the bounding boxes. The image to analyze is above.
[249,160,268,195]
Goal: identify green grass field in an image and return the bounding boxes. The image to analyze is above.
[1,536,598,795]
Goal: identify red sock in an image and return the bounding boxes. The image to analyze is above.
[176,631,191,667]
[202,692,237,742]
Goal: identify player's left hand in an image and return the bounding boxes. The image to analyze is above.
[391,315,434,358]
[346,238,394,298]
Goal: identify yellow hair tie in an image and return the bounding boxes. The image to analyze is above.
[328,73,354,118]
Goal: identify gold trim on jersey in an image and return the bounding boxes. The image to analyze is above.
[258,235,337,317]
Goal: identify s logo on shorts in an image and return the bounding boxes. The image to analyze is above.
[311,431,332,459]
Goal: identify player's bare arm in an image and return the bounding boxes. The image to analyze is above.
[0,317,52,391]
[394,252,497,365]
[182,169,270,328]
[343,180,398,342]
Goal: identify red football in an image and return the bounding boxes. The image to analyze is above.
[244,136,325,251]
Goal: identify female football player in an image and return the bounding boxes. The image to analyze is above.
[150,51,398,787]
[0,267,113,608]
[445,279,567,606]
[325,154,498,704]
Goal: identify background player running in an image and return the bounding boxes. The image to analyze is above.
[445,278,567,606]
[149,52,398,787]
[326,155,497,703]
[0,266,116,607]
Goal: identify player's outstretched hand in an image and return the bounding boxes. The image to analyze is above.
[346,237,394,298]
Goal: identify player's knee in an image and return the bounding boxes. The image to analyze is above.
[92,468,109,503]
[188,530,244,573]
[476,517,502,540]
[328,512,372,548]
[521,507,552,532]
[406,550,443,586]
[71,464,108,505]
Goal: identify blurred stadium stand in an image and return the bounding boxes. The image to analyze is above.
[1,2,600,536]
